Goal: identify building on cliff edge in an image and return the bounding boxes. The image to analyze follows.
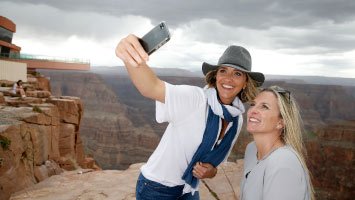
[0,16,90,82]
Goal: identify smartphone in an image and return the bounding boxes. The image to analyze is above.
[139,22,171,55]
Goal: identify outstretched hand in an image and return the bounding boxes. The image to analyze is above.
[115,34,149,67]
[192,162,217,179]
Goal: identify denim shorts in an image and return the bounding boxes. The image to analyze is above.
[136,173,200,200]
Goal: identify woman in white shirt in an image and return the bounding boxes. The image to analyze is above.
[240,86,315,200]
[115,34,264,200]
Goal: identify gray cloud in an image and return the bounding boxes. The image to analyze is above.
[1,0,354,77]
[0,2,145,41]
[7,0,355,27]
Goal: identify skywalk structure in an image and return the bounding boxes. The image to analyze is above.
[0,16,90,82]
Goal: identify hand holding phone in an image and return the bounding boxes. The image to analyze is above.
[139,22,171,55]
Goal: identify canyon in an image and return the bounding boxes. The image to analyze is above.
[32,68,355,199]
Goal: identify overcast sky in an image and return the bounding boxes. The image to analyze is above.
[1,0,355,78]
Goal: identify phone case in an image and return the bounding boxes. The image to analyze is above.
[139,22,171,55]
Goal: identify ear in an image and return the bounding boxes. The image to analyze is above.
[276,119,284,129]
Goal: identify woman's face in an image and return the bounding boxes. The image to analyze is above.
[246,91,283,135]
[215,66,247,104]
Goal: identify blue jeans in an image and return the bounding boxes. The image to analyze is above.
[136,173,200,200]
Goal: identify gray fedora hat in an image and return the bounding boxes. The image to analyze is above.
[202,45,265,86]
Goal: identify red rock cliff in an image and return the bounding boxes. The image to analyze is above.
[0,74,97,200]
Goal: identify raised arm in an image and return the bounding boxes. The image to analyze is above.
[115,34,165,103]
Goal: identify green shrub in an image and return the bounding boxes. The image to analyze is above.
[32,106,43,113]
[29,71,41,77]
[0,135,11,150]
[1,83,6,87]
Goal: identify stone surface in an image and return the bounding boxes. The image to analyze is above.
[46,97,81,125]
[11,161,243,200]
[59,123,76,158]
[306,120,355,200]
[26,90,51,98]
[0,74,96,200]
[0,92,5,104]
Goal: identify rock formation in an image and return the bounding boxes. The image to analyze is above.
[40,71,160,169]
[306,121,355,200]
[0,74,97,200]
[10,161,244,200]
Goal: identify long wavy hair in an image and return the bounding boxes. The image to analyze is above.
[262,85,315,200]
[205,68,259,103]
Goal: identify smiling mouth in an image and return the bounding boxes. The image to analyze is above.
[249,117,260,122]
[222,84,234,89]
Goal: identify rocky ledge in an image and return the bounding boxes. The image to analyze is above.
[0,74,98,200]
[10,161,244,200]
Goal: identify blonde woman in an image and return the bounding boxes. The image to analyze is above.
[240,86,315,200]
[116,34,264,199]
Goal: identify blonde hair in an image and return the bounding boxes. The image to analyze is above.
[262,85,315,200]
[205,68,260,103]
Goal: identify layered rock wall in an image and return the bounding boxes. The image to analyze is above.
[41,71,160,169]
[0,75,95,200]
[306,121,355,200]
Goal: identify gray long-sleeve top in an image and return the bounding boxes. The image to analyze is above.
[240,142,310,200]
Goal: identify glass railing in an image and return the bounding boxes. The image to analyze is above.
[0,53,90,64]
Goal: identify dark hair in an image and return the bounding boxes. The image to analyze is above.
[204,68,259,103]
[16,80,23,86]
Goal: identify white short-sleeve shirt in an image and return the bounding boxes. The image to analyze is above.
[12,83,17,94]
[240,142,310,200]
[141,82,243,190]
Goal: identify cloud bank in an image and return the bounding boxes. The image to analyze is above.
[1,0,354,77]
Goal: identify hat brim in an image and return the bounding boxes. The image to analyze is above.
[202,62,265,87]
